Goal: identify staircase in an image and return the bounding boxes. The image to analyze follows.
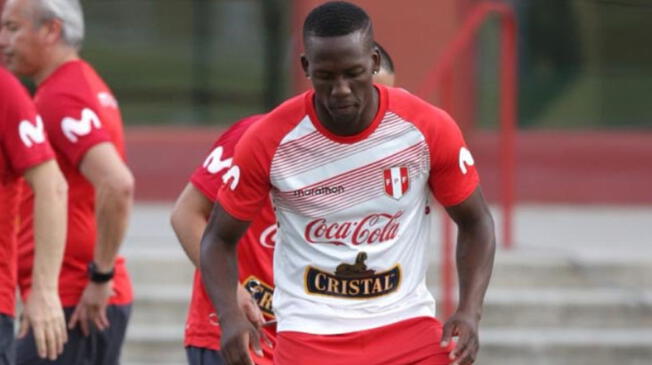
[121,204,652,365]
[428,247,652,365]
[121,204,191,365]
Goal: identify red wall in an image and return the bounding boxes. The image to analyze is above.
[127,128,652,205]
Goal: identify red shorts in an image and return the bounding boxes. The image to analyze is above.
[275,317,453,365]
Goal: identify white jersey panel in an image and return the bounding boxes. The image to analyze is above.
[277,115,316,145]
[270,112,438,334]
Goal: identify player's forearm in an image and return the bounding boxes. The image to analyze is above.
[29,163,68,291]
[93,179,134,272]
[170,185,213,268]
[199,204,247,321]
[200,224,241,321]
[200,203,251,324]
[455,213,495,320]
[170,212,206,268]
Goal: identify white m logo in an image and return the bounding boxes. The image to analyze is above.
[459,147,475,175]
[19,115,46,148]
[97,92,118,109]
[203,146,233,174]
[61,108,102,143]
[222,166,240,190]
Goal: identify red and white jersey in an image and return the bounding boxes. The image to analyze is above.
[0,68,54,317]
[217,85,479,334]
[185,115,276,360]
[17,60,132,307]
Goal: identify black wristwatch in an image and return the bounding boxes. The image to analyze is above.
[88,262,114,283]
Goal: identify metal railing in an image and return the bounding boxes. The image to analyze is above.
[417,1,517,318]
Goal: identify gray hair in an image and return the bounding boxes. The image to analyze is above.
[33,0,85,49]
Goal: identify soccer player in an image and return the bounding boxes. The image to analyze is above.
[171,113,275,365]
[0,1,135,364]
[170,44,397,365]
[0,67,68,363]
[199,2,495,365]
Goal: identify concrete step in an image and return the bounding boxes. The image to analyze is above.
[122,325,652,364]
[125,248,195,287]
[479,328,652,365]
[130,284,652,330]
[427,248,652,289]
[130,285,190,329]
[479,288,652,328]
[122,325,186,364]
[123,244,652,290]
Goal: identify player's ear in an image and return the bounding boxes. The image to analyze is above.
[41,18,63,46]
[301,54,310,78]
[371,48,381,75]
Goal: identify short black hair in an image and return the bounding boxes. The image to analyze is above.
[375,42,395,73]
[303,1,373,41]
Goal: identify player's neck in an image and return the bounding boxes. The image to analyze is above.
[34,48,80,86]
[315,87,380,137]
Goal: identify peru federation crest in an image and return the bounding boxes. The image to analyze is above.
[383,166,409,200]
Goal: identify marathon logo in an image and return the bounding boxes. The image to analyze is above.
[243,276,275,318]
[304,252,401,299]
[293,185,345,197]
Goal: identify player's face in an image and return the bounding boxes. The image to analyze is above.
[0,0,48,76]
[303,31,380,129]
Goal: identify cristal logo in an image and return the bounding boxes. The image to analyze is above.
[304,211,403,246]
[19,115,46,147]
[61,108,102,143]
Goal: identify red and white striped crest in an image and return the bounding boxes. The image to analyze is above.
[383,166,409,200]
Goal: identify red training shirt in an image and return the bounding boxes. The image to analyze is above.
[17,60,132,307]
[185,115,276,364]
[0,68,54,316]
[216,85,479,334]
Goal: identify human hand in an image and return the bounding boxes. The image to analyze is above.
[220,311,264,365]
[440,311,480,365]
[237,285,265,329]
[19,288,67,360]
[68,281,113,336]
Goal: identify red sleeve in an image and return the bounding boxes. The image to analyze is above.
[36,93,111,167]
[427,108,479,206]
[215,117,276,221]
[387,87,479,207]
[0,70,54,174]
[190,115,263,202]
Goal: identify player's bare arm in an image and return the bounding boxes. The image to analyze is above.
[170,183,264,326]
[20,160,68,360]
[200,203,262,365]
[440,188,496,365]
[69,142,134,336]
[171,184,213,267]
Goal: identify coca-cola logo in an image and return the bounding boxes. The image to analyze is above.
[259,224,277,248]
[304,211,403,246]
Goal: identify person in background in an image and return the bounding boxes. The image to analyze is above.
[0,0,135,363]
[0,66,68,365]
[373,41,395,87]
[170,42,397,365]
